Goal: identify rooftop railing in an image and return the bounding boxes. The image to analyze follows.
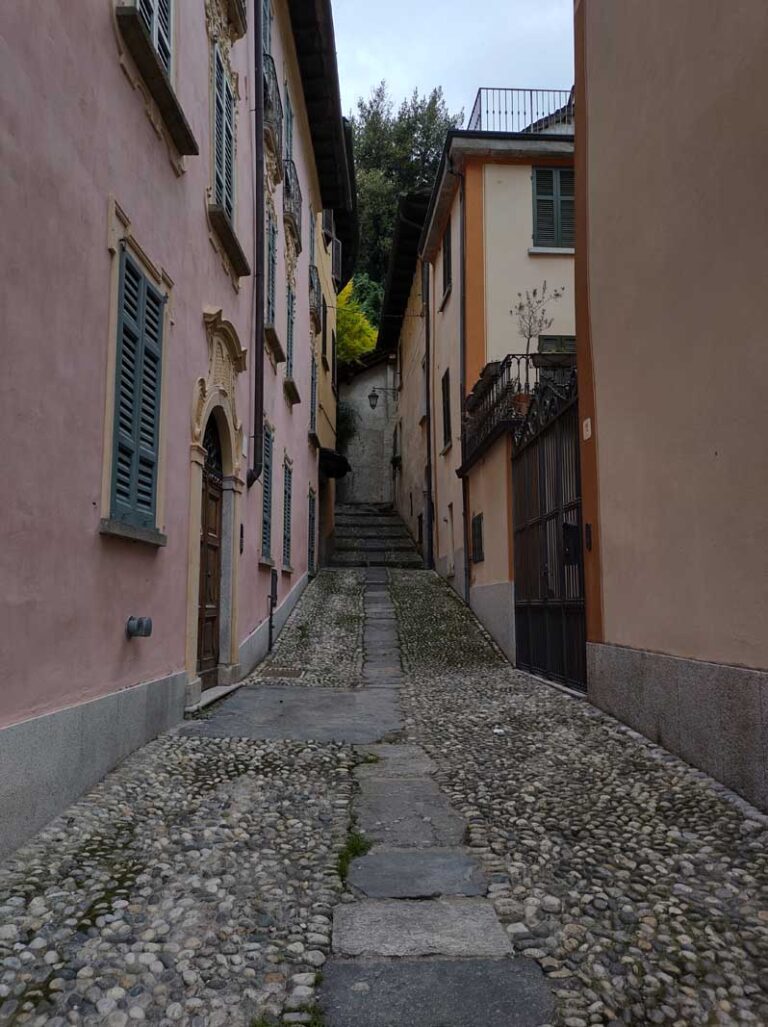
[467,88,574,134]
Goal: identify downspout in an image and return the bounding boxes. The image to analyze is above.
[422,260,434,569]
[247,6,265,488]
[455,166,471,604]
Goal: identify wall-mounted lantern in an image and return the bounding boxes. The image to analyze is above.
[368,386,399,411]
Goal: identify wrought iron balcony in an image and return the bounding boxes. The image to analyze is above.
[283,158,302,251]
[467,88,574,134]
[309,264,321,332]
[263,53,283,175]
[460,352,576,474]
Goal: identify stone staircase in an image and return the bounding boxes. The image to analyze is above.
[330,504,424,569]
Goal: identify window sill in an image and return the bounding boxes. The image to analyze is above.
[528,246,575,256]
[281,565,294,576]
[208,204,252,277]
[438,284,452,312]
[115,6,199,156]
[440,441,453,456]
[99,517,167,548]
[265,325,286,364]
[258,556,274,570]
[283,376,301,406]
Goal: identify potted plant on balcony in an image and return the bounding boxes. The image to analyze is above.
[511,281,565,416]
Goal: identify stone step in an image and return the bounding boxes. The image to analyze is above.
[319,958,553,1027]
[348,847,488,899]
[335,537,415,552]
[332,898,512,958]
[356,777,466,848]
[330,552,424,569]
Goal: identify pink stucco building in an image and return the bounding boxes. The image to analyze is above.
[0,0,355,855]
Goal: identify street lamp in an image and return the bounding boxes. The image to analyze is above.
[368,386,398,410]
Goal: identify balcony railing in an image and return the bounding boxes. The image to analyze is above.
[467,88,574,134]
[263,53,283,175]
[309,264,321,332]
[283,158,302,251]
[461,352,575,472]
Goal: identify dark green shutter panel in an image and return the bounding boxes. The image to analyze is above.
[111,249,163,528]
[139,0,154,36]
[262,0,271,53]
[156,0,172,73]
[214,50,226,211]
[286,287,295,375]
[534,168,557,247]
[262,426,273,557]
[282,463,293,567]
[310,354,317,432]
[558,168,575,247]
[224,76,235,219]
[266,214,277,326]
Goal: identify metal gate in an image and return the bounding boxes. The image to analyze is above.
[511,377,586,690]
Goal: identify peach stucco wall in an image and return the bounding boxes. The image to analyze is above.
[468,439,512,589]
[394,263,427,547]
[584,0,768,670]
[0,0,325,728]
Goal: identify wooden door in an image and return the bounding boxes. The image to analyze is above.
[198,419,223,690]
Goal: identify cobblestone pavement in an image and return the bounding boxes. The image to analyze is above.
[251,570,365,688]
[0,734,355,1026]
[3,568,768,1027]
[390,570,768,1027]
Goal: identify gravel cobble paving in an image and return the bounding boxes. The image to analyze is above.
[251,570,365,688]
[390,569,768,1027]
[0,735,355,1026]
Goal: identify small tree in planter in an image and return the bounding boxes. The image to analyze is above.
[511,281,565,409]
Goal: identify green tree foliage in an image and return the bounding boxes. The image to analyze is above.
[351,82,462,310]
[351,273,385,328]
[336,282,377,365]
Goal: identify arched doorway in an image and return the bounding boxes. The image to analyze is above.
[197,416,224,689]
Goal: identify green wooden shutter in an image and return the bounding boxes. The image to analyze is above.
[266,213,277,326]
[156,0,172,73]
[214,49,225,210]
[441,369,451,447]
[310,353,318,433]
[138,0,155,37]
[262,0,272,54]
[286,286,295,376]
[223,75,235,219]
[558,168,575,247]
[307,491,316,575]
[111,248,163,528]
[261,426,273,557]
[533,168,557,247]
[282,462,293,567]
[285,90,294,160]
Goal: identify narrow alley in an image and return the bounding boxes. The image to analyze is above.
[1,510,766,1026]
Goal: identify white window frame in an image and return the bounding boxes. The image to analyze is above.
[137,0,173,76]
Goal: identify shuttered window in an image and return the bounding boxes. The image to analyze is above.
[262,0,272,54]
[471,513,484,563]
[282,461,293,568]
[307,490,317,576]
[321,297,328,361]
[138,0,172,75]
[266,211,277,326]
[286,286,295,376]
[214,48,235,220]
[261,425,273,558]
[111,247,165,529]
[331,330,337,391]
[310,353,318,434]
[285,90,294,160]
[442,218,452,297]
[533,167,574,248]
[441,369,452,448]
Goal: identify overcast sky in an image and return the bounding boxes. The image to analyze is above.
[332,0,574,122]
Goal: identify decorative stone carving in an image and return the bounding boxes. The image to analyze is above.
[192,309,248,476]
[285,232,298,290]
